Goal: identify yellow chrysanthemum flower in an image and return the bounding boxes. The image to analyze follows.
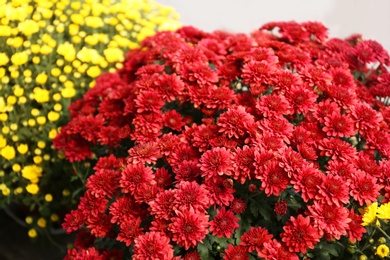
[359,202,378,226]
[1,145,16,160]
[376,244,390,258]
[21,165,42,183]
[377,202,390,220]
[26,183,39,195]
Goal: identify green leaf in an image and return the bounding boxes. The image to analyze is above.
[197,236,214,260]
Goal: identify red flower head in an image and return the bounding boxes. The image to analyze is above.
[258,239,299,260]
[173,181,211,212]
[199,147,234,179]
[346,208,367,243]
[217,106,255,139]
[291,164,324,202]
[307,202,351,241]
[316,174,350,207]
[170,208,209,250]
[133,231,174,260]
[223,245,249,260]
[257,159,290,197]
[240,226,273,252]
[322,111,355,138]
[120,164,155,195]
[280,215,321,254]
[209,207,239,238]
[349,170,381,206]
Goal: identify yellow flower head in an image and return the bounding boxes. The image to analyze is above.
[28,228,37,238]
[36,73,48,85]
[377,202,390,220]
[47,111,60,122]
[17,143,28,154]
[26,183,39,195]
[376,244,390,258]
[33,87,50,103]
[18,19,40,36]
[360,202,378,226]
[0,53,9,66]
[1,145,16,160]
[22,165,42,182]
[11,52,28,66]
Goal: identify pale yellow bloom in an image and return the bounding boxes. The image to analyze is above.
[17,143,28,154]
[33,87,50,103]
[11,52,28,66]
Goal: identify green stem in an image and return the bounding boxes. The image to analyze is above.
[376,225,390,240]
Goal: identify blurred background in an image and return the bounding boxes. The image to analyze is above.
[158,0,390,51]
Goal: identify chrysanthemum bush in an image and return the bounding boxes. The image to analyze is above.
[55,22,390,259]
[0,0,180,239]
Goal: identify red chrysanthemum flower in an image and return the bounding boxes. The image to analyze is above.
[241,60,274,86]
[85,169,120,199]
[240,226,273,252]
[349,170,381,206]
[318,137,358,162]
[149,189,176,220]
[230,198,246,215]
[322,112,355,137]
[78,191,108,218]
[170,208,209,250]
[173,160,201,182]
[278,147,306,177]
[163,110,186,131]
[258,160,290,197]
[167,143,200,167]
[65,248,103,260]
[73,229,95,249]
[154,73,185,101]
[313,99,341,124]
[135,90,165,113]
[154,167,173,188]
[109,195,144,225]
[183,251,201,260]
[256,94,293,117]
[258,239,299,260]
[120,164,155,195]
[291,164,324,202]
[274,200,288,216]
[63,209,86,234]
[217,106,255,139]
[85,213,112,238]
[325,159,355,183]
[284,84,318,114]
[116,217,143,246]
[259,116,293,143]
[316,174,350,207]
[190,124,219,152]
[350,103,381,135]
[223,245,249,260]
[199,147,233,179]
[209,207,239,238]
[157,133,181,156]
[346,208,367,243]
[127,141,161,165]
[354,153,382,178]
[280,215,321,254]
[307,202,351,241]
[173,181,211,212]
[231,146,256,184]
[204,175,235,207]
[272,69,303,93]
[133,231,174,260]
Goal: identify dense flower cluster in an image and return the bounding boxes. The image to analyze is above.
[56,22,390,259]
[0,0,180,239]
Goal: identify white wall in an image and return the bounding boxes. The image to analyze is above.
[159,0,390,52]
